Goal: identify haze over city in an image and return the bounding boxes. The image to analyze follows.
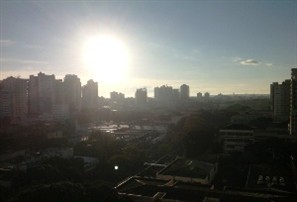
[0,0,296,97]
[3,1,297,202]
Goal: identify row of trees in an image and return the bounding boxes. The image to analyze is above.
[166,109,236,157]
[1,156,132,202]
[74,131,150,181]
[7,181,131,202]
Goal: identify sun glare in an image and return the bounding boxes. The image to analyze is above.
[83,35,130,83]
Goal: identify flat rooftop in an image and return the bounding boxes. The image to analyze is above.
[116,176,296,202]
[158,158,216,179]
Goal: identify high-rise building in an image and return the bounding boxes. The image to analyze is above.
[82,79,98,110]
[64,74,81,112]
[0,77,28,122]
[270,80,290,121]
[270,82,277,111]
[38,73,56,114]
[52,79,69,121]
[110,91,125,102]
[154,85,173,102]
[0,87,10,118]
[28,75,39,115]
[135,88,147,105]
[172,89,180,100]
[180,84,190,100]
[28,72,56,115]
[55,79,65,104]
[197,92,203,100]
[204,92,210,100]
[154,85,181,106]
[290,68,297,135]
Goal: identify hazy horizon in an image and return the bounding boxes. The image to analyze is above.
[1,1,296,97]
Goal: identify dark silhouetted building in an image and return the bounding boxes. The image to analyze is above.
[135,88,147,105]
[180,84,189,100]
[63,74,81,112]
[55,79,65,104]
[82,79,98,110]
[270,80,290,121]
[290,68,297,135]
[155,85,173,101]
[155,85,177,103]
[204,92,210,100]
[220,124,254,153]
[0,77,28,123]
[197,92,203,100]
[110,91,125,102]
[28,72,56,116]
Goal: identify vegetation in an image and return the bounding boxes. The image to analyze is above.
[12,157,84,189]
[9,181,131,202]
[4,99,297,201]
[167,109,236,158]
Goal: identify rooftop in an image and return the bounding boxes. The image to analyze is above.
[116,176,296,202]
[221,124,254,131]
[157,158,216,179]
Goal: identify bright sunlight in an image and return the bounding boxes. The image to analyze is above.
[83,35,130,83]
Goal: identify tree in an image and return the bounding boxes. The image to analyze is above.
[10,181,84,202]
[182,130,212,157]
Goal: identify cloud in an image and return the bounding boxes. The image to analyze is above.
[0,40,44,49]
[0,58,48,65]
[233,57,273,67]
[0,58,49,71]
[240,59,260,66]
[264,63,273,66]
[0,39,15,47]
[231,57,242,62]
[180,49,201,61]
[148,42,201,61]
[23,44,44,49]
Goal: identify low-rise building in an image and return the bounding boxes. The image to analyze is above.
[47,130,64,139]
[157,158,218,185]
[219,124,254,153]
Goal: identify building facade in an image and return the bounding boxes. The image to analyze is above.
[0,77,28,123]
[220,124,254,152]
[180,84,190,100]
[154,85,180,106]
[110,91,125,103]
[204,92,210,100]
[290,68,297,135]
[135,88,147,105]
[63,74,81,112]
[82,79,98,110]
[270,80,290,121]
[28,72,56,116]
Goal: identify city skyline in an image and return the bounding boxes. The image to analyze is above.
[1,1,296,97]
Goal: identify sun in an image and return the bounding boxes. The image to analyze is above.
[83,35,130,83]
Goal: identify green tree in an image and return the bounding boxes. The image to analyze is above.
[182,130,212,157]
[10,181,84,202]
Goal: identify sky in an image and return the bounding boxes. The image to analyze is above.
[0,0,296,97]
